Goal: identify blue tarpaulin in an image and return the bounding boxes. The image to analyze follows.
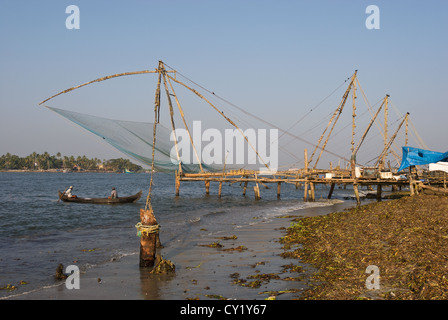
[398,146,448,172]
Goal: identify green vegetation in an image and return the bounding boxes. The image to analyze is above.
[280,193,448,300]
[0,152,143,172]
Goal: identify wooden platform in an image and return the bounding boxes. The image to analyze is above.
[174,169,447,205]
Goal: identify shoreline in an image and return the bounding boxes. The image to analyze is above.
[4,200,355,300]
[281,192,448,300]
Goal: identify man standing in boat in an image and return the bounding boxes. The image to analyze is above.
[110,187,118,199]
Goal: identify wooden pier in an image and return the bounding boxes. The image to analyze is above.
[174,168,446,205]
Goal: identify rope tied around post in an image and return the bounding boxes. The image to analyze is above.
[135,222,160,237]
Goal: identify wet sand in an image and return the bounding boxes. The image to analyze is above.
[7,200,354,300]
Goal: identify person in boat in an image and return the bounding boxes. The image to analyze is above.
[64,186,75,198]
[110,187,118,199]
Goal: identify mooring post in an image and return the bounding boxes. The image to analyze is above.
[138,208,159,268]
[218,181,223,198]
[277,182,281,199]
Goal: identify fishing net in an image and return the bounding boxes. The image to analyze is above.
[46,106,216,173]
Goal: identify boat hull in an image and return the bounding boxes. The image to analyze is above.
[58,190,142,204]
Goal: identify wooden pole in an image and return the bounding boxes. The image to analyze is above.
[277,182,281,199]
[218,181,223,198]
[304,179,309,201]
[254,184,261,200]
[205,181,210,195]
[175,171,180,196]
[167,74,271,172]
[376,184,382,202]
[311,71,357,169]
[304,149,309,201]
[139,64,162,269]
[138,208,159,268]
[39,70,158,105]
[328,183,335,199]
[310,182,315,202]
[166,74,204,172]
[162,70,182,173]
[353,183,361,206]
[243,181,248,196]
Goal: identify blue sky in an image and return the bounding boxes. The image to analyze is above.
[0,1,447,167]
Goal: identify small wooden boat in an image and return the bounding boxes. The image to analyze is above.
[58,190,142,204]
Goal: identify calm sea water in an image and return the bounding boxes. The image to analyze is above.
[0,172,356,298]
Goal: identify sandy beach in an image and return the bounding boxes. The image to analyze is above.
[5,200,354,300]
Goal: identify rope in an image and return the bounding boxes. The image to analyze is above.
[135,222,160,237]
[144,68,162,211]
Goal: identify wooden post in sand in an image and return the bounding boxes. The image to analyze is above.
[254,184,261,200]
[277,182,281,199]
[242,181,248,196]
[138,208,159,268]
[175,171,180,197]
[304,179,309,201]
[205,181,210,195]
[309,182,315,202]
[218,181,223,198]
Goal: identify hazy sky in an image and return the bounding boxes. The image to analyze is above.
[1,1,447,166]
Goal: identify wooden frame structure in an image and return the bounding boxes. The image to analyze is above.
[40,62,443,208]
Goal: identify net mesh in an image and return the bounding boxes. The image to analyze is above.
[46,106,217,173]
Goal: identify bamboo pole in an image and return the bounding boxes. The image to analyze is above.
[161,69,182,173]
[353,95,386,156]
[166,73,271,172]
[175,171,180,196]
[139,65,163,268]
[351,78,357,154]
[166,74,204,172]
[39,70,158,105]
[309,71,357,168]
[375,113,409,168]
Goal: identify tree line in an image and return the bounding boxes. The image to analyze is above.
[0,152,143,172]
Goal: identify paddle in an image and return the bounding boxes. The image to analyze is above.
[58,187,69,203]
